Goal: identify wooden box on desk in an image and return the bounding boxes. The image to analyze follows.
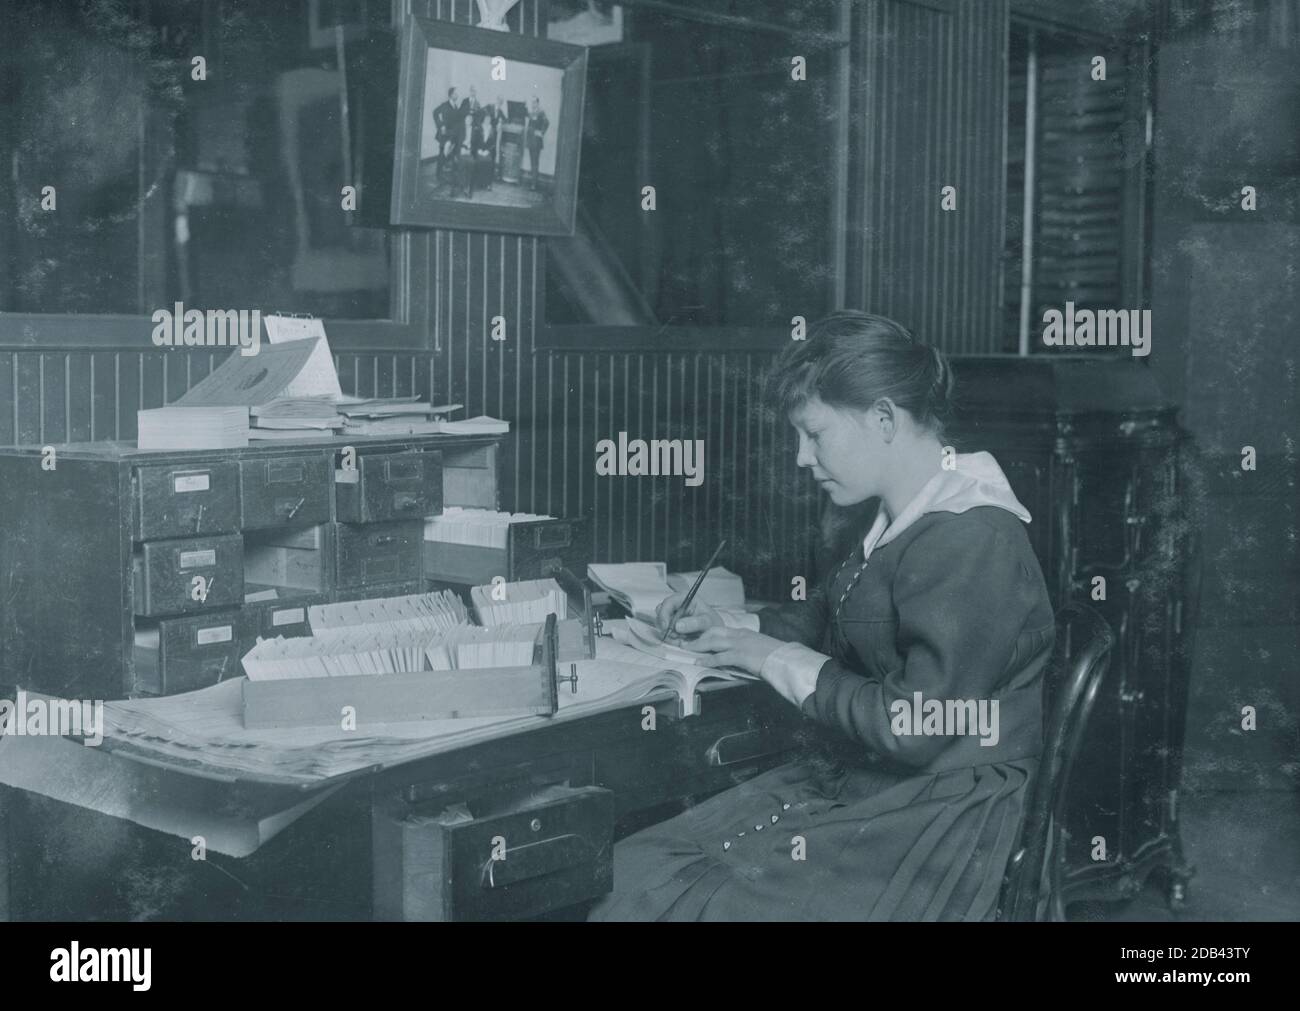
[372,786,614,922]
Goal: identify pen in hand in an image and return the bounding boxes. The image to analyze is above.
[660,539,728,642]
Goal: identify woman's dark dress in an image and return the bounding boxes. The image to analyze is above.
[588,505,1055,921]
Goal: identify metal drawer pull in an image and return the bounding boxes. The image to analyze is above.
[482,833,593,888]
[371,535,398,547]
[706,729,783,767]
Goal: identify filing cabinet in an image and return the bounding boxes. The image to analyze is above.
[0,433,507,700]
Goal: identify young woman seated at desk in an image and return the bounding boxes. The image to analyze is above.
[588,311,1055,922]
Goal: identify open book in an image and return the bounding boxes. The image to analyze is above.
[563,640,758,718]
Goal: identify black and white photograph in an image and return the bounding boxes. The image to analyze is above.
[417,48,562,205]
[390,16,586,234]
[0,0,1297,971]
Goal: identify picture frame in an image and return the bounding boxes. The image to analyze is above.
[391,17,587,236]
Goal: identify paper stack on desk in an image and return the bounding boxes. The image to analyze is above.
[137,405,249,450]
[471,578,568,626]
[587,562,674,622]
[307,589,468,632]
[248,396,344,440]
[436,415,510,435]
[338,398,464,436]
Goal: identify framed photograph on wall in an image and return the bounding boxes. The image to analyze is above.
[391,17,587,236]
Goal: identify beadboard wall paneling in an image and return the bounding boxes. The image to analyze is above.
[849,0,1009,352]
[0,0,1045,595]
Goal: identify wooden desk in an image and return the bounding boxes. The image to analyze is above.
[0,679,803,921]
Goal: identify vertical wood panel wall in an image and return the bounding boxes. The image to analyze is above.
[848,0,1009,351]
[0,0,1015,601]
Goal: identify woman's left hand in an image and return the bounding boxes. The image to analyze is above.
[679,627,785,678]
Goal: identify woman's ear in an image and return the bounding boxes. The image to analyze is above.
[873,397,898,443]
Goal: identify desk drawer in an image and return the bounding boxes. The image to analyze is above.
[336,450,442,524]
[133,463,240,541]
[334,521,423,589]
[134,611,246,695]
[133,534,243,616]
[239,455,331,529]
[373,786,614,921]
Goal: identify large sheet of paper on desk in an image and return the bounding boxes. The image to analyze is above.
[18,640,735,788]
[174,338,321,406]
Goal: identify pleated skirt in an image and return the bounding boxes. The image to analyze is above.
[587,755,1035,922]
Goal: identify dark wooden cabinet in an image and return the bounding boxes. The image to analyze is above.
[0,434,505,701]
[950,357,1198,910]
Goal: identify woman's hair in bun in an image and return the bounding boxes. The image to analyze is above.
[770,310,954,439]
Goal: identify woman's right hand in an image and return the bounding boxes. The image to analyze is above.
[654,592,725,640]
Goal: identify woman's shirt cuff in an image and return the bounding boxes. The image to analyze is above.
[759,641,828,709]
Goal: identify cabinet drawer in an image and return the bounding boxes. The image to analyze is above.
[134,612,246,695]
[239,455,331,529]
[336,450,442,524]
[373,786,614,922]
[242,593,328,648]
[424,517,587,585]
[334,521,423,589]
[133,534,243,617]
[133,463,240,540]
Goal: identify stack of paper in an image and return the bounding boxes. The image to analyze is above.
[667,566,746,609]
[242,628,440,680]
[471,578,567,626]
[307,590,468,633]
[587,562,674,622]
[437,415,510,435]
[439,624,538,669]
[339,398,464,436]
[424,507,556,548]
[137,406,249,450]
[248,396,344,440]
[241,616,538,679]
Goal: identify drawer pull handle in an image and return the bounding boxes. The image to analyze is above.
[281,497,306,520]
[705,730,785,767]
[392,492,423,512]
[371,535,398,547]
[482,833,593,889]
[534,524,572,549]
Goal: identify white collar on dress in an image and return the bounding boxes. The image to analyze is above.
[860,451,1031,562]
